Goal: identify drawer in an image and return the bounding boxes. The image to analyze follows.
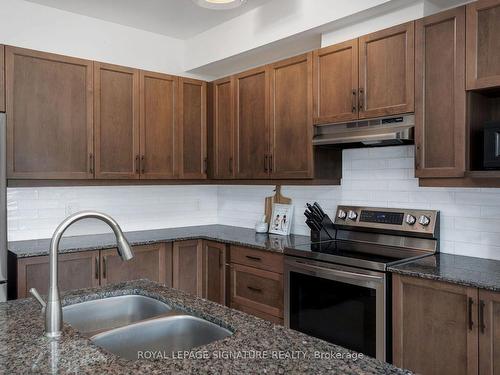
[230,245,283,274]
[230,263,283,318]
[231,301,283,325]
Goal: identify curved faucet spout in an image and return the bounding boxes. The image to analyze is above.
[45,211,134,338]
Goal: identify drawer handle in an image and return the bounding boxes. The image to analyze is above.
[247,286,262,293]
[245,255,262,262]
[103,256,107,279]
[95,257,99,280]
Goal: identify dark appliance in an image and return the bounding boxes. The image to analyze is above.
[285,205,440,362]
[483,121,500,169]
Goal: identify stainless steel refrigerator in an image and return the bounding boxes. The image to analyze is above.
[0,114,6,301]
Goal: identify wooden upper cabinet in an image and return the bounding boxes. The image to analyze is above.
[94,62,140,179]
[269,53,313,179]
[212,77,235,179]
[178,78,207,179]
[393,275,478,375]
[313,39,359,124]
[0,45,5,113]
[359,22,415,119]
[140,71,177,179]
[100,243,171,286]
[479,289,500,375]
[234,66,270,179]
[5,47,93,179]
[415,7,466,178]
[466,0,500,90]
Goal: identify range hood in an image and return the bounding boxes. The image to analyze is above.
[313,114,414,147]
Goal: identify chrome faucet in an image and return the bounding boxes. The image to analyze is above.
[30,211,134,338]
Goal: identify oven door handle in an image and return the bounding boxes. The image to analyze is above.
[286,259,385,282]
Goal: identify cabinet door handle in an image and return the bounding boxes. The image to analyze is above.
[245,255,262,262]
[247,286,262,293]
[229,157,233,174]
[89,153,94,174]
[352,89,357,113]
[141,155,145,174]
[103,256,107,279]
[359,88,364,111]
[468,297,474,331]
[269,154,273,173]
[94,257,99,280]
[135,155,140,174]
[480,300,486,334]
[264,155,268,173]
[204,157,208,174]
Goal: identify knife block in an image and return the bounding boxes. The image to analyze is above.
[310,215,336,242]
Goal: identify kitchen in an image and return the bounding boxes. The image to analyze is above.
[0,0,500,373]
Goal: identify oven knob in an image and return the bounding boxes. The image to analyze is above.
[418,215,431,226]
[337,209,347,220]
[405,214,416,225]
[347,210,358,221]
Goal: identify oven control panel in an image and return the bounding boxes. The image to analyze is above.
[335,205,439,237]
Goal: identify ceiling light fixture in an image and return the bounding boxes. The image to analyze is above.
[193,0,247,10]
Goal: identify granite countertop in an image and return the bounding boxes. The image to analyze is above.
[388,253,500,292]
[0,279,409,374]
[8,225,311,258]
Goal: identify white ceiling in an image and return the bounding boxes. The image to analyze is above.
[25,0,273,39]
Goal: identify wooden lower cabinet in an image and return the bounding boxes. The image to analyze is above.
[100,243,172,287]
[229,246,284,324]
[393,274,496,375]
[172,240,203,296]
[479,289,500,375]
[14,251,100,298]
[202,241,226,305]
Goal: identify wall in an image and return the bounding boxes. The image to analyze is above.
[0,0,196,78]
[7,186,218,241]
[218,146,500,261]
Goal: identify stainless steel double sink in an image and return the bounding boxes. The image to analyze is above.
[63,295,232,361]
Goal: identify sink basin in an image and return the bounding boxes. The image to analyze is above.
[91,315,233,360]
[63,295,173,335]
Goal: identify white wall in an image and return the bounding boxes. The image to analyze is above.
[0,0,198,78]
[7,186,218,241]
[218,146,500,261]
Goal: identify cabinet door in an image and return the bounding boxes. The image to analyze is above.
[172,240,203,296]
[313,39,358,124]
[202,241,226,305]
[359,22,414,119]
[139,71,177,179]
[415,7,466,178]
[212,77,234,179]
[0,45,4,113]
[178,78,207,179]
[94,62,140,179]
[16,251,100,299]
[393,275,478,375]
[479,289,500,375]
[269,53,314,179]
[230,263,283,318]
[234,66,270,179]
[100,243,171,286]
[5,47,93,179]
[466,0,500,90]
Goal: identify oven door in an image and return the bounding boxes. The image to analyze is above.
[284,256,387,361]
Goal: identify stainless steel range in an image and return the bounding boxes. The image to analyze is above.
[284,205,440,362]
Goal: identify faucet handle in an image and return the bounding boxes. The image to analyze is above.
[29,288,46,310]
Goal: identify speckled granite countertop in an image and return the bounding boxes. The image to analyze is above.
[388,253,500,292]
[8,225,311,258]
[0,280,409,374]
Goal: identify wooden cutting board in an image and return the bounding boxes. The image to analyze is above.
[264,185,291,223]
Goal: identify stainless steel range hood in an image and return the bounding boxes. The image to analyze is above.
[313,114,414,147]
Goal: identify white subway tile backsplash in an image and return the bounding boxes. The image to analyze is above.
[8,145,500,261]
